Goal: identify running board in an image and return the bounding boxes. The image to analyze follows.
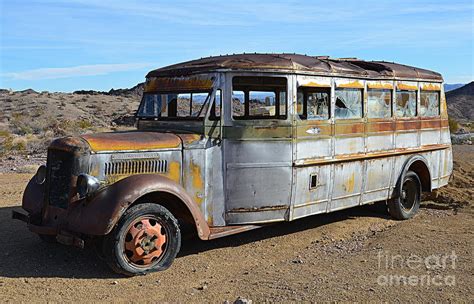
[207,225,263,240]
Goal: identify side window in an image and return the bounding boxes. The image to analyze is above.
[297,87,330,120]
[210,89,222,120]
[367,89,392,118]
[232,90,245,117]
[420,91,440,117]
[396,90,417,117]
[232,76,287,119]
[335,88,363,119]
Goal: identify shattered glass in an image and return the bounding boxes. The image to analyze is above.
[368,89,391,118]
[420,91,439,117]
[297,89,330,120]
[396,90,417,117]
[335,88,363,119]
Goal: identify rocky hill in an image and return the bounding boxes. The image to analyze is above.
[446,81,474,122]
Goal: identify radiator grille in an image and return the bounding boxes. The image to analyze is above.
[47,149,74,209]
[104,159,168,176]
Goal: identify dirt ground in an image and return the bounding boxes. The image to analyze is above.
[0,146,472,303]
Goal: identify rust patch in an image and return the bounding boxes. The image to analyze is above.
[336,80,364,89]
[229,205,288,213]
[145,76,213,92]
[421,83,441,91]
[295,143,450,166]
[300,81,331,88]
[366,121,394,133]
[178,134,202,145]
[81,132,181,152]
[335,123,364,135]
[420,119,441,129]
[395,120,420,130]
[167,161,181,183]
[397,83,418,91]
[367,82,393,89]
[344,173,355,193]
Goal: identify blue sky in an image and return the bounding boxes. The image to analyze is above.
[1,0,473,92]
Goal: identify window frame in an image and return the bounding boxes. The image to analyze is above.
[367,88,393,119]
[231,76,288,120]
[136,89,212,121]
[395,89,418,118]
[419,90,440,117]
[209,89,222,121]
[297,86,331,121]
[334,87,364,120]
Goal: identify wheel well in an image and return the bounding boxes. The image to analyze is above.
[408,160,431,192]
[132,191,197,236]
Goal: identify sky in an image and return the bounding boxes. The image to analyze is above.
[0,0,473,92]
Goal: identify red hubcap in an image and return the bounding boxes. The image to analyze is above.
[124,218,167,266]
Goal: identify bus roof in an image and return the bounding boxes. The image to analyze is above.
[146,53,443,82]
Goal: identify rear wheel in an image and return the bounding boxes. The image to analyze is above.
[103,203,181,276]
[388,171,421,220]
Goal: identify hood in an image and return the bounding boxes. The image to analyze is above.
[80,131,202,153]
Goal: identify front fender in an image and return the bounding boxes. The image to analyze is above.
[66,174,210,239]
[22,177,44,217]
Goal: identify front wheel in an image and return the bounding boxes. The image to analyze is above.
[388,171,421,220]
[103,203,181,276]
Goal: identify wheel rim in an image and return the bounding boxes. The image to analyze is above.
[123,216,167,267]
[401,178,417,212]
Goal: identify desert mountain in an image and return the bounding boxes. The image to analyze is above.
[446,81,474,122]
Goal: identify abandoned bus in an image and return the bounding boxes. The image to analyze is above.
[13,54,453,275]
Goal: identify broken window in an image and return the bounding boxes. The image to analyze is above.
[396,90,417,117]
[368,89,392,118]
[232,76,287,119]
[420,91,440,117]
[335,88,363,119]
[297,87,330,120]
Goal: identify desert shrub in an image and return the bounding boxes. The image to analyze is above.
[0,135,27,156]
[77,119,93,129]
[448,117,459,133]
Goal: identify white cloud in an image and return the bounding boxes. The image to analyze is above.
[4,63,152,80]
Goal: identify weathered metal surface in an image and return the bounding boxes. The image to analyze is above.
[144,75,214,92]
[81,131,182,152]
[147,53,443,82]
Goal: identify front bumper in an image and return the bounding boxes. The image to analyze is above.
[12,210,85,248]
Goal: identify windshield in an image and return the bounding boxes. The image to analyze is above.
[137,91,211,120]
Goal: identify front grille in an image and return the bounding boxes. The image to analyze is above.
[104,159,168,176]
[47,149,74,209]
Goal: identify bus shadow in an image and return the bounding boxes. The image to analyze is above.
[0,203,389,279]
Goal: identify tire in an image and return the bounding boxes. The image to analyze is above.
[103,203,181,276]
[388,171,421,220]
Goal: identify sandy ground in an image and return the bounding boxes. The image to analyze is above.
[0,146,472,303]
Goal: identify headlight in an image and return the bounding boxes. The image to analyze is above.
[76,174,100,199]
[35,165,47,184]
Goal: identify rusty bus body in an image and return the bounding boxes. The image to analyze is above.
[14,54,452,275]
